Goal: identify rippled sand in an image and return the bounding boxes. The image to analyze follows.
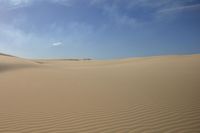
[0,54,200,133]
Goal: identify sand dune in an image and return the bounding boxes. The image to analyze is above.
[0,54,38,73]
[0,54,200,133]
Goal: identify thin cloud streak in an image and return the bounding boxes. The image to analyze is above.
[158,4,200,13]
[52,42,62,47]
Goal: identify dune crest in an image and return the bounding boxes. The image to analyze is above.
[0,54,200,132]
[0,54,38,73]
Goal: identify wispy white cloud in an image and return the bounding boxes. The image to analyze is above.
[154,3,200,21]
[90,0,200,27]
[0,24,49,54]
[0,24,35,55]
[8,0,32,5]
[52,42,62,46]
[158,4,200,13]
[103,5,137,27]
[93,1,137,28]
[0,0,71,8]
[0,0,33,10]
[0,24,30,46]
[50,0,72,6]
[1,0,199,29]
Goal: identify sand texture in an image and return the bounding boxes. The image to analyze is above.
[0,54,200,133]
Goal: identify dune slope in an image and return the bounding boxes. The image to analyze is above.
[0,54,200,133]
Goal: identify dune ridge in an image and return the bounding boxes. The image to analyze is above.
[0,54,200,133]
[0,55,38,73]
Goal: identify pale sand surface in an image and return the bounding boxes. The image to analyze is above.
[0,54,200,133]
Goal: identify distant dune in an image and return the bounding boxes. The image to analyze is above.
[0,54,200,132]
[0,53,14,57]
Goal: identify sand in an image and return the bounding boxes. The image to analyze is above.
[0,54,200,133]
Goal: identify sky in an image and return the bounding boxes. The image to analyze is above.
[0,0,200,59]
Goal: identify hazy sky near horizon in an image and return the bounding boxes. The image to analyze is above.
[0,0,200,59]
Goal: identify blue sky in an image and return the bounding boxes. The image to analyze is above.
[0,0,200,59]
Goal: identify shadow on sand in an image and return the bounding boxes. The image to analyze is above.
[0,63,35,73]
